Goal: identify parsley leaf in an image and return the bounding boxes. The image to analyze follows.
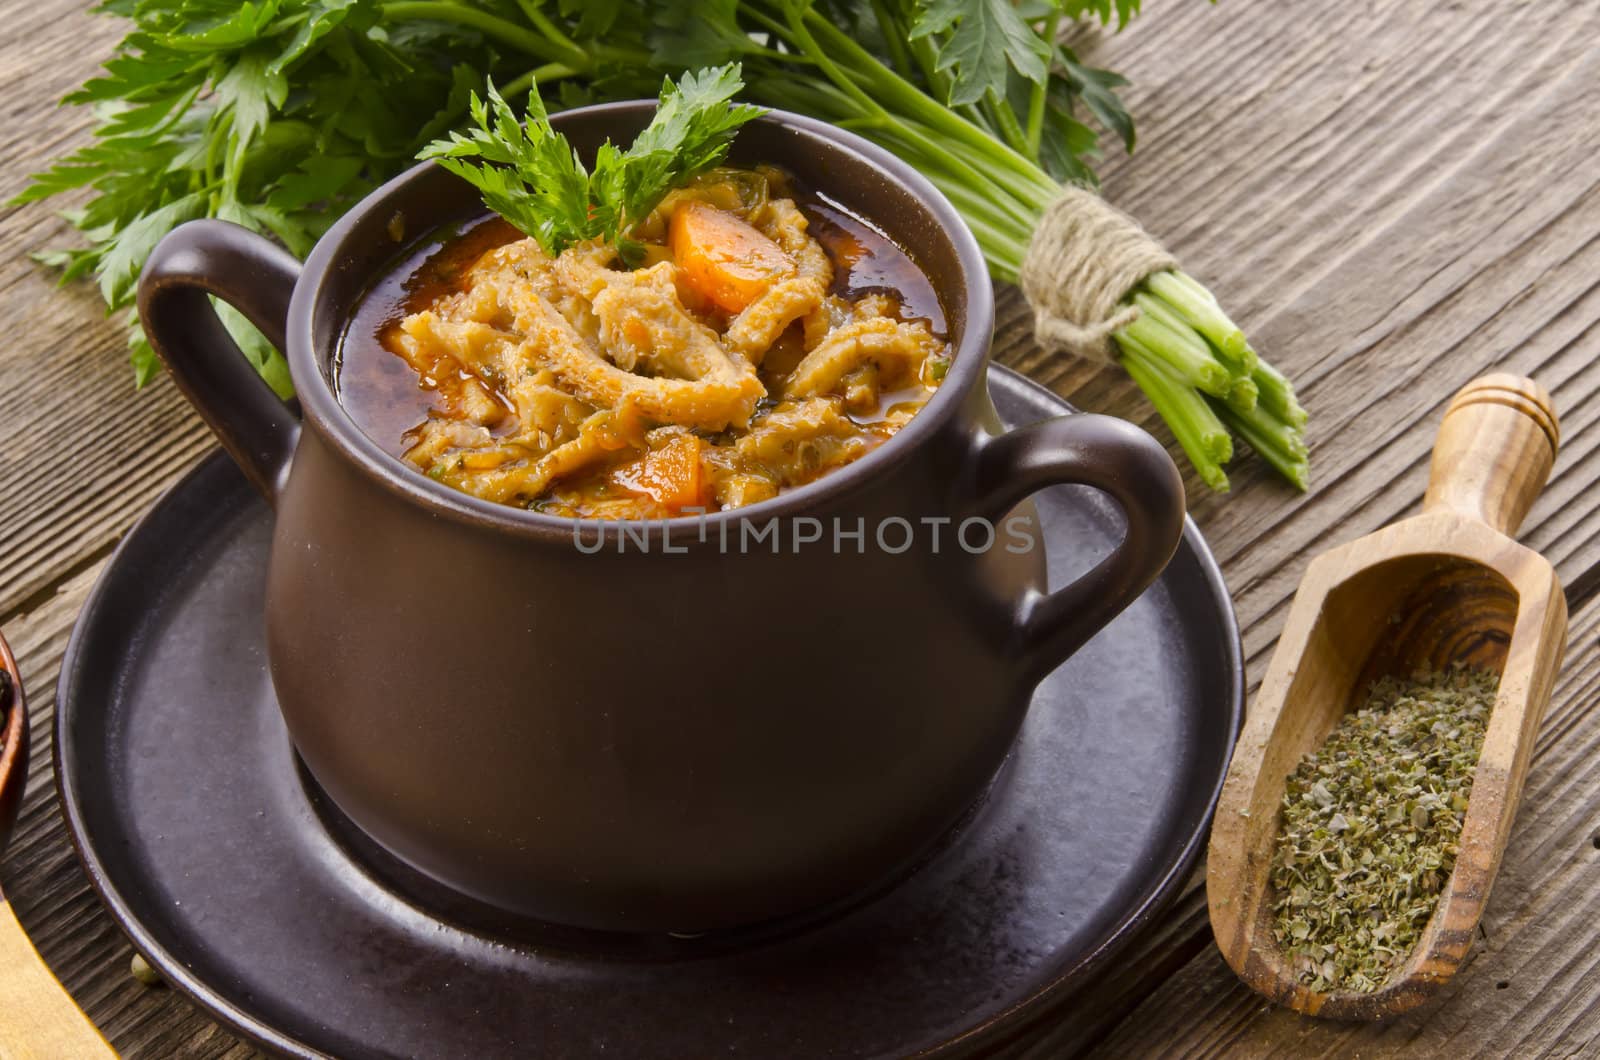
[1060,0,1145,30]
[1062,50,1135,153]
[98,192,208,307]
[607,65,764,226]
[647,0,754,69]
[910,0,1052,107]
[419,64,764,258]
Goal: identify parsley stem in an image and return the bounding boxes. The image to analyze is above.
[893,23,985,136]
[512,0,590,69]
[763,112,1035,277]
[739,5,792,42]
[868,0,915,81]
[1119,309,1233,397]
[898,177,1028,266]
[1210,395,1310,490]
[904,30,946,100]
[1026,10,1062,154]
[1226,376,1260,414]
[776,4,885,120]
[380,2,571,64]
[1119,339,1232,492]
[984,90,1032,156]
[588,42,652,66]
[1252,356,1309,428]
[766,88,1031,275]
[202,112,228,195]
[872,116,1040,230]
[796,12,1060,203]
[745,44,812,63]
[750,60,1043,235]
[750,75,1032,248]
[1129,292,1236,376]
[499,62,581,101]
[1145,271,1248,361]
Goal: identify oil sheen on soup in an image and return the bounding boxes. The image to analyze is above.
[336,166,951,519]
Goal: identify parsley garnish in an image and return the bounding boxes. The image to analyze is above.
[420,65,764,260]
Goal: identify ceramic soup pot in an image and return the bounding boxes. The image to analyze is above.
[137,102,1186,933]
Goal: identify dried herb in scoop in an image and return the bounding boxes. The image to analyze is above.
[1270,665,1498,993]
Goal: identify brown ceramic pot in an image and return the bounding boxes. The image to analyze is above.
[137,102,1186,932]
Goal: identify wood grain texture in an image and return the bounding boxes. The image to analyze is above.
[0,1,211,625]
[0,0,1598,1056]
[1424,376,1561,538]
[1209,374,1568,1019]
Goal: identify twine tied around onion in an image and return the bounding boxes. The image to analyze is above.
[1017,185,1176,366]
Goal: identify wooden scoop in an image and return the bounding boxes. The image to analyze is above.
[1208,373,1568,1020]
[0,633,118,1057]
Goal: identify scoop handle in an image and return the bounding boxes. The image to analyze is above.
[1423,373,1559,537]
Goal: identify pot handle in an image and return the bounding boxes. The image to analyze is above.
[137,220,303,501]
[973,413,1186,678]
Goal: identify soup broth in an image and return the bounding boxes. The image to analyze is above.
[336,167,951,518]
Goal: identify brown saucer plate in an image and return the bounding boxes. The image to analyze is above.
[55,365,1242,1058]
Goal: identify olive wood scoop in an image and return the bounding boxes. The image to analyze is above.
[1208,373,1568,1020]
[0,634,118,1057]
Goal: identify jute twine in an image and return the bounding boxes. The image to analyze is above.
[1018,185,1176,365]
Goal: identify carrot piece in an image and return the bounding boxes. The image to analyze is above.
[613,434,708,511]
[669,201,794,314]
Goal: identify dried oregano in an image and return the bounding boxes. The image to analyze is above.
[1270,665,1498,993]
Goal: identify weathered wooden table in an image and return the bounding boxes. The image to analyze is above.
[4,0,1599,1055]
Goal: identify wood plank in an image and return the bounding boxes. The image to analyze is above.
[0,1,212,623]
[1087,591,1600,1057]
